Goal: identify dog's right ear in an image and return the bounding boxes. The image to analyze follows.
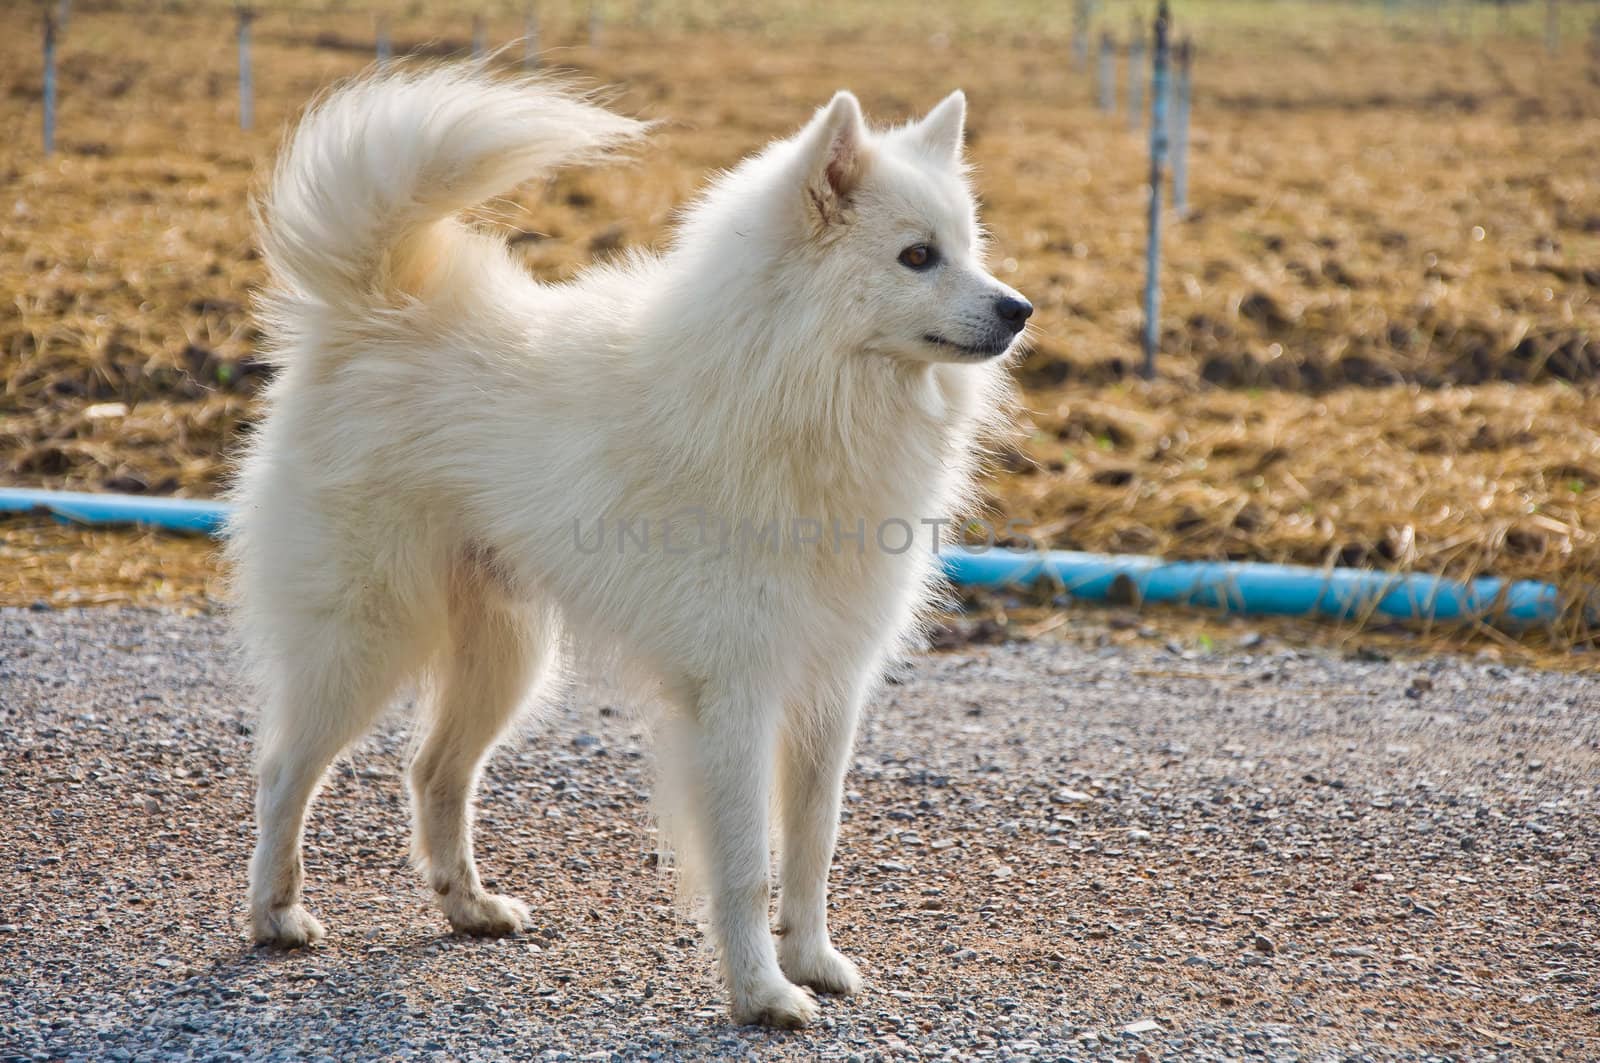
[798,91,868,227]
[913,90,967,162]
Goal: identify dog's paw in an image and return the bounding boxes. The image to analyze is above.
[730,977,819,1029]
[442,890,531,937]
[251,903,326,948]
[779,937,863,996]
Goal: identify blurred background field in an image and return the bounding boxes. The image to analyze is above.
[2,0,1598,658]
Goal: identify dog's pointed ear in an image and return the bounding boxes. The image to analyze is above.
[914,90,967,161]
[800,90,868,225]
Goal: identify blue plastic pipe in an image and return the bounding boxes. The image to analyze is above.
[945,548,1561,628]
[0,487,1565,628]
[1,487,228,536]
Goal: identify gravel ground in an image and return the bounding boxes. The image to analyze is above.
[1,607,1596,1062]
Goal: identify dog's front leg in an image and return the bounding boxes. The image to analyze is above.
[776,681,865,996]
[693,680,818,1029]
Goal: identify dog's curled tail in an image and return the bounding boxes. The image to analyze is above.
[255,65,645,337]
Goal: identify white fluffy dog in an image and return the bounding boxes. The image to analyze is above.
[230,65,1029,1028]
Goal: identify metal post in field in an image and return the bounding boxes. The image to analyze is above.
[237,6,254,132]
[42,12,57,155]
[1072,0,1089,70]
[1127,23,1144,131]
[1141,2,1171,381]
[1097,32,1115,113]
[589,0,603,48]
[1172,37,1193,219]
[524,3,538,70]
[1546,0,1560,54]
[472,13,486,59]
[376,14,392,64]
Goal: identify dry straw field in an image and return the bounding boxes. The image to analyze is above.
[2,0,1598,657]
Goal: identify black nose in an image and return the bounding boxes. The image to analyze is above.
[995,296,1033,333]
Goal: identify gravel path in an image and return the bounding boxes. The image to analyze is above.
[1,607,1595,1061]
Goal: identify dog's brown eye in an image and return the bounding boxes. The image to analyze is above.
[898,244,938,271]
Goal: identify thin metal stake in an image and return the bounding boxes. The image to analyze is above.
[589,0,602,48]
[1072,0,1089,69]
[376,14,391,64]
[237,7,254,132]
[1546,0,1560,54]
[43,12,57,155]
[524,3,538,69]
[1127,26,1145,131]
[1172,38,1192,219]
[472,13,485,59]
[1097,32,1115,113]
[1141,2,1171,380]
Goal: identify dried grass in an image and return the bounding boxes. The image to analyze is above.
[1,2,1596,655]
[994,382,1599,646]
[0,517,222,611]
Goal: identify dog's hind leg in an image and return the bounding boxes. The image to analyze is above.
[410,577,555,937]
[776,673,868,996]
[250,615,418,948]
